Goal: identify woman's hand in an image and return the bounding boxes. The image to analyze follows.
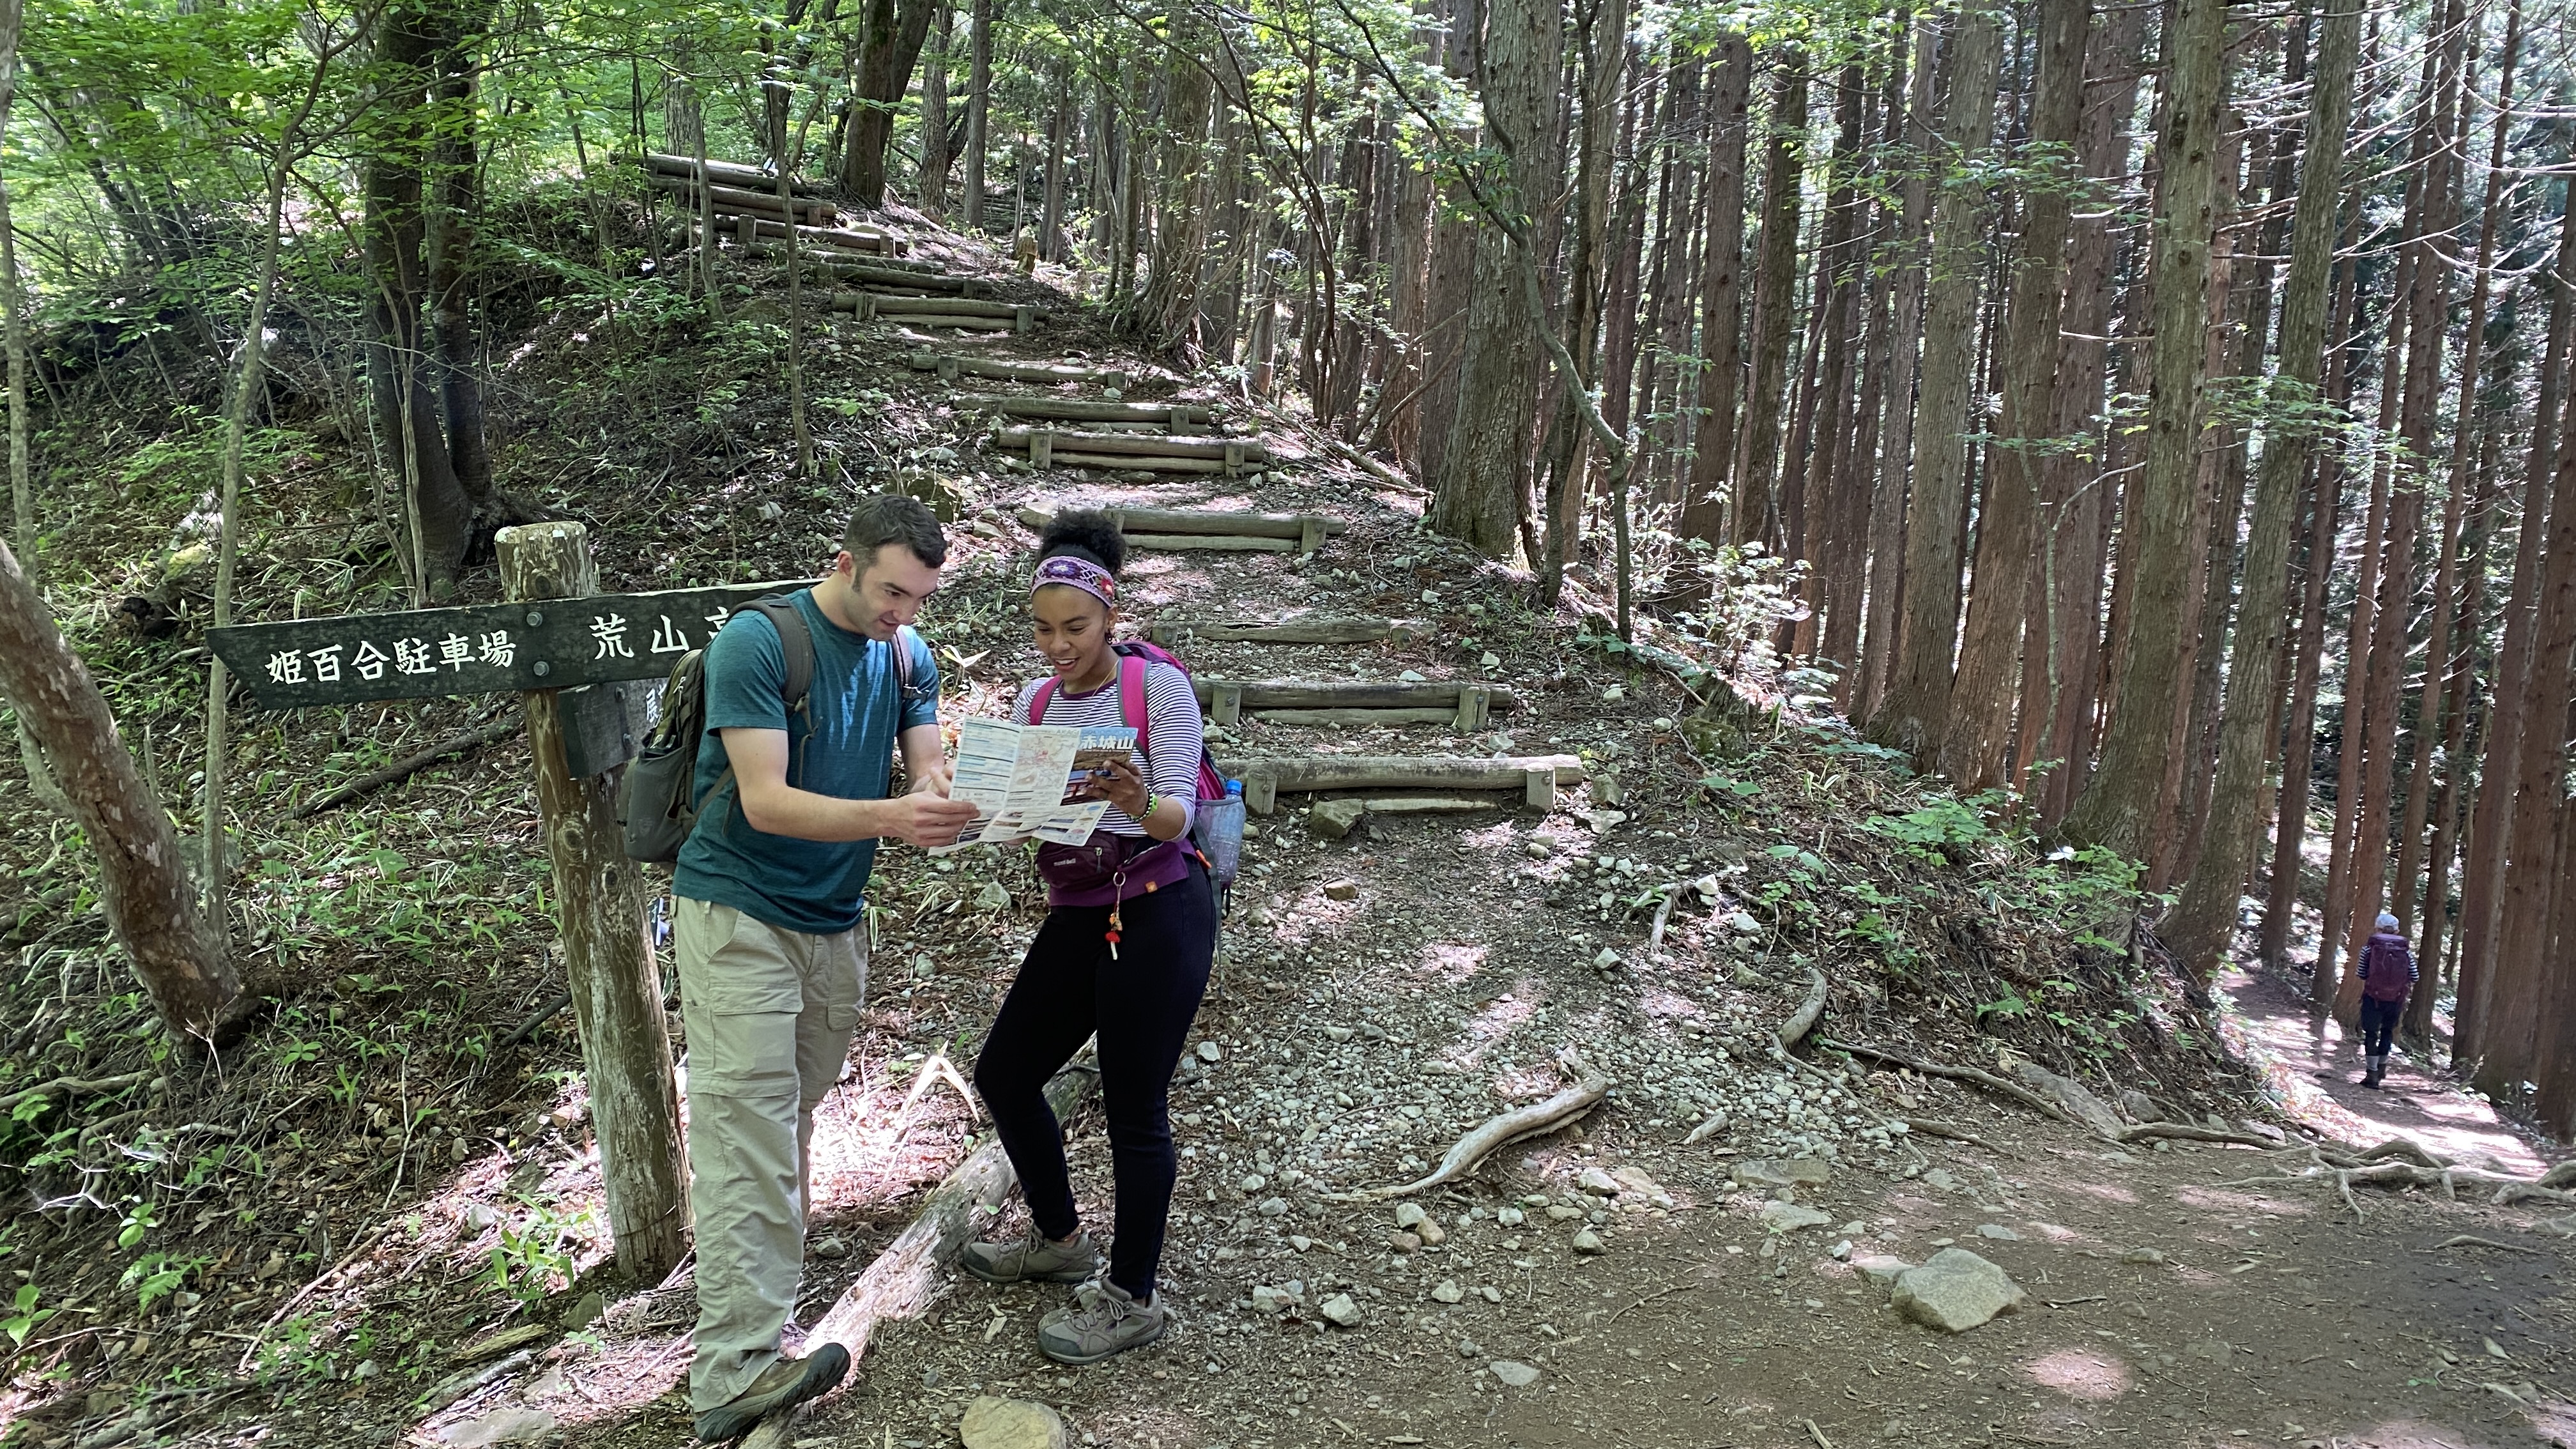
[1078,756,1154,820]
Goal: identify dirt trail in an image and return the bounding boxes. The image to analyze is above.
[2218,962,2545,1179]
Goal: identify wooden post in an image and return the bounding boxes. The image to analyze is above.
[1209,682,1243,726]
[1225,442,1246,478]
[1245,770,1277,816]
[496,523,686,1282]
[1456,684,1492,733]
[1523,765,1557,809]
[1297,517,1326,555]
[937,354,961,383]
[735,213,757,249]
[1013,304,1034,334]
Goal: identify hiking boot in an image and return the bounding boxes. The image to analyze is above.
[2361,1055,2384,1089]
[1036,1277,1167,1365]
[692,1344,851,1443]
[962,1227,1101,1285]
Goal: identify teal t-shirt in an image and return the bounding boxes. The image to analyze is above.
[673,588,940,935]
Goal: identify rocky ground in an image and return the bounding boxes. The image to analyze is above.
[2,214,2570,1449]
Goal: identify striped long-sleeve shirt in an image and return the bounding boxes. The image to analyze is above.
[1013,658,1203,837]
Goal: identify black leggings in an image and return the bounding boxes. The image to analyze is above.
[2358,995,2404,1055]
[974,860,1214,1301]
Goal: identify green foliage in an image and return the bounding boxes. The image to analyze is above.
[3,1284,57,1349]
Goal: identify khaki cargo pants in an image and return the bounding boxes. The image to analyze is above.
[673,896,868,1412]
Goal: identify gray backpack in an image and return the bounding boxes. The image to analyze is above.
[617,598,915,863]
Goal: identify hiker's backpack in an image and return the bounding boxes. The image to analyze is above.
[617,597,917,864]
[1031,639,1243,892]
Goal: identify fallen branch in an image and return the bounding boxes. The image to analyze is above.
[740,1063,1099,1449]
[1682,1108,1729,1146]
[888,1050,981,1147]
[1820,1039,2073,1125]
[1335,1051,1611,1201]
[497,990,573,1048]
[293,717,519,817]
[1644,892,1676,972]
[2492,1183,2576,1209]
[2116,1121,2281,1150]
[1774,969,1828,1053]
[2425,1235,2541,1255]
[0,1069,155,1114]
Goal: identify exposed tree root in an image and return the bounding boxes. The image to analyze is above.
[2115,1121,2281,1150]
[1820,1038,2074,1125]
[1775,967,1828,1052]
[1901,1117,2014,1156]
[1336,1050,1611,1201]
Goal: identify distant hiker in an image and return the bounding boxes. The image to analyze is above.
[2356,912,2417,1090]
[673,494,978,1441]
[962,510,1216,1365]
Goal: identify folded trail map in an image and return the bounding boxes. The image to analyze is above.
[933,718,1138,850]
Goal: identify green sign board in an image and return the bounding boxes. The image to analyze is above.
[208,583,790,710]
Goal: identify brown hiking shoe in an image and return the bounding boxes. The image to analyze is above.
[691,1344,851,1442]
[962,1227,1101,1285]
[1036,1277,1167,1365]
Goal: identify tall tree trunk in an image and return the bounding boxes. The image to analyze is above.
[1,534,238,1041]
[1537,0,1627,603]
[1680,34,1751,546]
[1796,66,1868,666]
[1728,59,1805,551]
[917,0,951,215]
[1416,0,1482,491]
[1429,0,1562,558]
[2393,7,2518,942]
[1867,10,2004,757]
[2019,1,2145,823]
[1041,79,1070,262]
[0,0,29,567]
[1855,19,1937,719]
[2058,0,2228,860]
[365,3,467,601]
[2455,157,2576,1064]
[2332,4,2465,1022]
[960,0,992,231]
[2163,0,2363,980]
[1941,0,2087,789]
[1139,24,1216,358]
[427,4,494,512]
[840,0,941,205]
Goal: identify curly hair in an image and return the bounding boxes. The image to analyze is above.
[1037,509,1126,575]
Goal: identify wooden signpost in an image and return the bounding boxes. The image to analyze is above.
[205,523,746,1280]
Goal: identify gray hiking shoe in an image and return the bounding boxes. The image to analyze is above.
[691,1344,851,1443]
[1036,1277,1167,1365]
[962,1227,1101,1285]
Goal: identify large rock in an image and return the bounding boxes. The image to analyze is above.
[1850,1253,1915,1287]
[1758,1201,1832,1232]
[1310,801,1367,839]
[1889,1248,2028,1333]
[2011,1062,2127,1140]
[1734,1157,1830,1188]
[961,1396,1068,1449]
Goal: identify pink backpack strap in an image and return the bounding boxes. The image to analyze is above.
[1119,653,1151,757]
[1032,676,1059,723]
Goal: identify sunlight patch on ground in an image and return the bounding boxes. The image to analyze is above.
[1441,991,1535,1071]
[2023,1346,2133,1400]
[1407,940,1487,988]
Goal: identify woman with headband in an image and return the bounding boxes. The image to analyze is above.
[960,509,1215,1365]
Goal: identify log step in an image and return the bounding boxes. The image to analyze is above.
[997,427,1266,465]
[646,172,837,226]
[1149,616,1397,646]
[1217,754,1588,815]
[837,292,1041,332]
[1016,505,1345,554]
[624,150,830,199]
[955,395,1213,428]
[910,352,1126,389]
[1307,795,1507,838]
[694,215,907,255]
[1193,678,1516,732]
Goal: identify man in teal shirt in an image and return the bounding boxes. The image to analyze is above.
[673,494,977,1441]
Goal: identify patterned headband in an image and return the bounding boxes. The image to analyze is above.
[1032,553,1117,610]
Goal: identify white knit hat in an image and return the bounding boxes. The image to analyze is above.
[2375,912,2400,931]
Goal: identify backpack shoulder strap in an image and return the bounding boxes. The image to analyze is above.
[1032,676,1060,723]
[1119,652,1151,757]
[891,624,917,693]
[753,597,815,713]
